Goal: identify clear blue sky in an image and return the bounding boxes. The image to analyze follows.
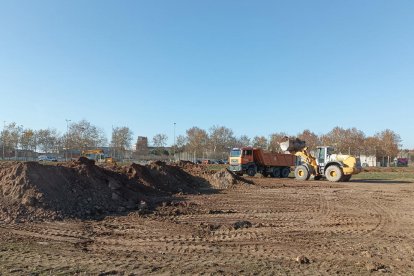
[1,0,413,148]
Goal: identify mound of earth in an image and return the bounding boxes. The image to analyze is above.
[207,169,253,189]
[125,161,209,194]
[0,160,152,222]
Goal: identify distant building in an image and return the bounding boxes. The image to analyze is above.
[135,136,149,155]
[359,155,377,167]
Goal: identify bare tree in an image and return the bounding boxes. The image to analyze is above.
[234,135,251,148]
[268,132,288,152]
[374,129,401,166]
[111,126,133,159]
[297,129,320,152]
[20,128,37,159]
[1,122,23,159]
[186,127,208,157]
[152,133,168,155]
[37,128,60,154]
[252,136,268,149]
[321,127,365,155]
[68,120,107,152]
[175,135,187,153]
[208,125,235,157]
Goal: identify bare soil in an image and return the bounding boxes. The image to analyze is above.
[1,162,414,275]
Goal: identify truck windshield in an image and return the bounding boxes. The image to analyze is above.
[230,149,241,157]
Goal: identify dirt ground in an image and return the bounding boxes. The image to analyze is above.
[1,168,414,275]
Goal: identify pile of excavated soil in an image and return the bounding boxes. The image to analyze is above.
[0,159,251,223]
[174,161,253,189]
[124,161,209,194]
[207,169,253,189]
[0,159,153,222]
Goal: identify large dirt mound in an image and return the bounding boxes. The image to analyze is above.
[0,160,151,222]
[124,161,209,194]
[0,160,252,223]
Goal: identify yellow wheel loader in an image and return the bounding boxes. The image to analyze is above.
[81,149,116,164]
[279,137,361,182]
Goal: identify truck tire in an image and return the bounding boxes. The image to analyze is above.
[325,165,343,182]
[341,175,352,182]
[271,167,281,178]
[294,165,310,181]
[281,167,290,178]
[247,167,256,177]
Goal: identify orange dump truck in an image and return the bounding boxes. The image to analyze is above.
[228,147,295,177]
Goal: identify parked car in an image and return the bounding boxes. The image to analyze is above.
[38,155,58,162]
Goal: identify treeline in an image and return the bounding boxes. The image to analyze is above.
[0,120,404,161]
[174,126,403,161]
[0,120,134,159]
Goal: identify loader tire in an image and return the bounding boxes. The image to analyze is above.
[294,165,310,181]
[281,167,290,178]
[271,167,281,178]
[325,165,343,182]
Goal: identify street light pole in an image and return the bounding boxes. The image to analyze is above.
[2,121,5,160]
[173,122,176,160]
[65,119,71,161]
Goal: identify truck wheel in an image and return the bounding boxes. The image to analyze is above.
[271,167,281,178]
[294,165,310,180]
[281,167,290,178]
[341,175,352,182]
[325,165,343,182]
[247,167,256,177]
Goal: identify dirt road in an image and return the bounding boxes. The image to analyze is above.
[1,177,414,275]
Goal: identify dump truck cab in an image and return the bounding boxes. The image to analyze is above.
[229,147,254,174]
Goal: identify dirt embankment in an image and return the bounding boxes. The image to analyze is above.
[0,159,247,222]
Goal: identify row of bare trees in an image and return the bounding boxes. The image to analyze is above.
[172,126,403,161]
[0,120,134,160]
[0,120,404,162]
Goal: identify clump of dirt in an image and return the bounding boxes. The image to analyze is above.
[175,162,253,189]
[207,169,253,189]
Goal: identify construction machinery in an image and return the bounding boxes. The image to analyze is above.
[81,149,115,164]
[279,137,361,182]
[228,147,295,177]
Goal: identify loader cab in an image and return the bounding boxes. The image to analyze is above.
[316,146,334,166]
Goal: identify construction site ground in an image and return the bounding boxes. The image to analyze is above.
[1,164,414,275]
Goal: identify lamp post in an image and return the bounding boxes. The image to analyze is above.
[2,121,5,160]
[65,119,71,161]
[173,122,176,160]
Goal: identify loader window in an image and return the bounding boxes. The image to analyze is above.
[318,147,326,164]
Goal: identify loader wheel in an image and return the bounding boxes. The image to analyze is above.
[294,165,310,181]
[341,175,352,182]
[281,167,290,178]
[325,165,343,182]
[247,167,256,177]
[271,167,281,178]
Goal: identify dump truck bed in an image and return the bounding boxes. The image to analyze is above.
[253,149,295,167]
